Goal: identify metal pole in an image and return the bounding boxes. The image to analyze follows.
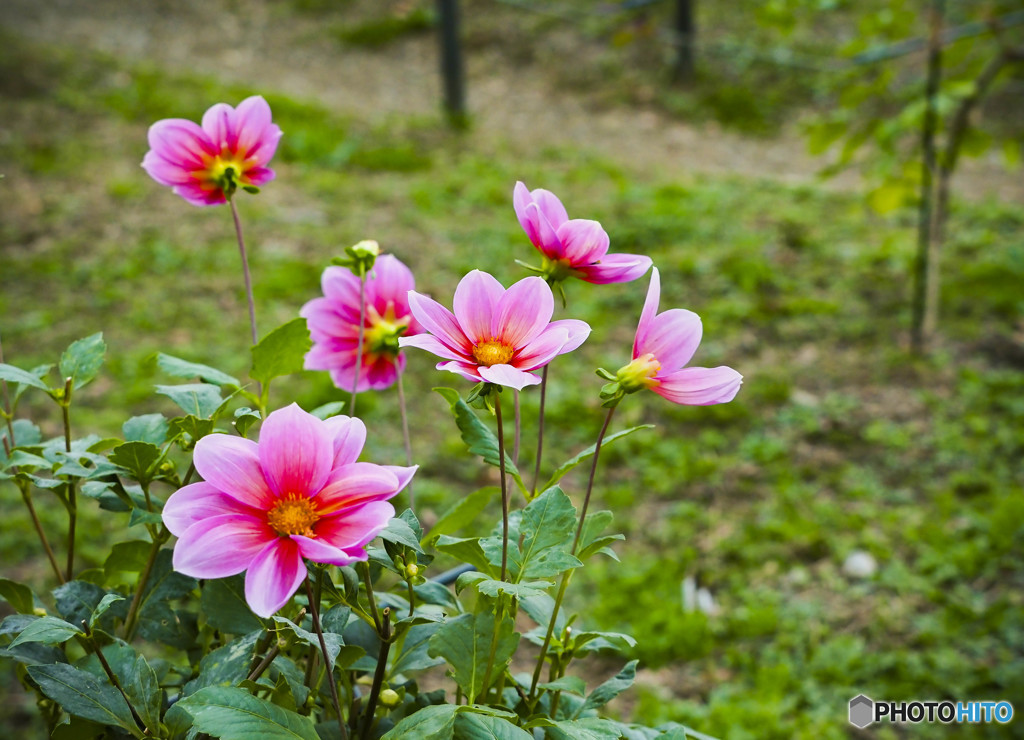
[437,0,467,125]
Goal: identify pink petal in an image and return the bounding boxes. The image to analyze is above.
[437,360,484,383]
[530,188,569,230]
[513,326,570,369]
[141,151,192,186]
[146,119,213,168]
[193,433,276,509]
[162,481,254,538]
[399,333,467,363]
[304,341,353,372]
[548,319,591,353]
[321,266,363,307]
[491,276,553,347]
[244,538,307,618]
[513,181,541,246]
[301,298,359,341]
[557,219,609,266]
[291,535,359,567]
[633,267,662,359]
[652,366,743,406]
[577,253,653,285]
[201,102,238,152]
[637,309,703,374]
[316,462,400,514]
[243,165,276,187]
[453,271,505,344]
[525,202,563,258]
[258,404,333,498]
[407,291,472,354]
[315,500,395,551]
[383,465,417,494]
[172,513,273,579]
[478,364,542,390]
[369,255,416,314]
[233,96,277,161]
[172,182,225,207]
[322,415,366,467]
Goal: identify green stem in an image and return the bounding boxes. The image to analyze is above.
[359,607,391,740]
[350,273,367,416]
[396,367,414,510]
[123,529,167,641]
[61,379,76,581]
[513,390,521,467]
[495,394,509,582]
[20,482,64,584]
[229,197,259,349]
[306,577,348,740]
[531,365,549,495]
[529,404,616,699]
[82,624,148,736]
[359,561,382,634]
[0,331,15,445]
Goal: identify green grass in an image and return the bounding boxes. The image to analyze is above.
[1,28,1023,739]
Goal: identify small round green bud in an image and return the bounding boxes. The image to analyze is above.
[379,688,401,707]
[406,563,420,579]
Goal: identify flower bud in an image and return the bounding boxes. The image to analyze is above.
[405,562,419,579]
[379,688,401,707]
[615,353,661,393]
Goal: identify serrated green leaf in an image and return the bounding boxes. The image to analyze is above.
[0,363,50,391]
[109,441,162,486]
[434,537,499,577]
[133,550,197,647]
[539,676,587,696]
[454,713,533,740]
[157,353,240,387]
[250,318,312,385]
[156,384,224,418]
[514,487,580,581]
[545,718,622,740]
[27,663,143,737]
[381,704,457,739]
[122,414,169,445]
[474,579,551,600]
[379,517,424,554]
[0,578,35,614]
[576,660,638,717]
[10,616,83,647]
[427,612,518,704]
[177,685,319,740]
[89,594,126,628]
[186,631,261,695]
[273,616,343,671]
[168,413,216,444]
[53,581,108,627]
[125,654,162,733]
[542,426,653,492]
[232,407,261,437]
[103,541,151,582]
[424,487,495,545]
[59,333,106,391]
[390,621,446,675]
[201,575,266,635]
[433,388,525,493]
[576,511,625,561]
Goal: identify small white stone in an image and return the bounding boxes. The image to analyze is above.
[843,551,877,579]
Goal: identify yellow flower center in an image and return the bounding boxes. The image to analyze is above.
[616,353,662,392]
[472,340,515,367]
[205,153,250,194]
[266,496,320,538]
[365,304,411,357]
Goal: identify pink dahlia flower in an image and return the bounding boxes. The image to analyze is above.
[399,270,590,391]
[142,96,282,207]
[619,267,742,405]
[513,181,652,284]
[301,254,422,393]
[163,404,415,618]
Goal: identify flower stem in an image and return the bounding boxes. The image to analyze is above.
[0,331,16,446]
[396,367,414,510]
[61,379,76,581]
[359,607,391,740]
[124,528,168,641]
[229,198,258,348]
[513,390,521,467]
[350,273,367,416]
[358,561,382,634]
[19,482,64,584]
[495,394,509,582]
[305,577,348,740]
[82,623,148,734]
[531,365,549,495]
[528,404,616,700]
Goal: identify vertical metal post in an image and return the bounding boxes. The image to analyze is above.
[437,0,467,125]
[672,0,696,83]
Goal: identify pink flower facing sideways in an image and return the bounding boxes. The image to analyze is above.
[301,255,422,392]
[615,267,742,405]
[514,181,652,284]
[142,95,282,206]
[162,404,415,618]
[399,270,590,390]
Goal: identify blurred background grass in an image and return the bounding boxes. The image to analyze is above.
[1,0,1023,737]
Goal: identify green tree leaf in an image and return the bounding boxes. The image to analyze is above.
[514,487,580,581]
[125,654,162,733]
[53,581,108,627]
[109,441,162,487]
[59,333,106,390]
[0,578,35,614]
[122,414,169,445]
[434,537,500,577]
[186,631,261,694]
[381,704,457,739]
[156,384,224,418]
[27,664,143,737]
[542,426,653,492]
[157,353,241,387]
[201,575,266,635]
[390,621,446,675]
[176,685,319,740]
[133,550,197,647]
[273,616,343,671]
[454,713,532,740]
[0,363,50,391]
[424,487,496,546]
[250,318,312,385]
[576,660,638,716]
[427,612,518,704]
[433,388,525,493]
[10,616,84,647]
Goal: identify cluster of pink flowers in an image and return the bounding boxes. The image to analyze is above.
[146,97,741,620]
